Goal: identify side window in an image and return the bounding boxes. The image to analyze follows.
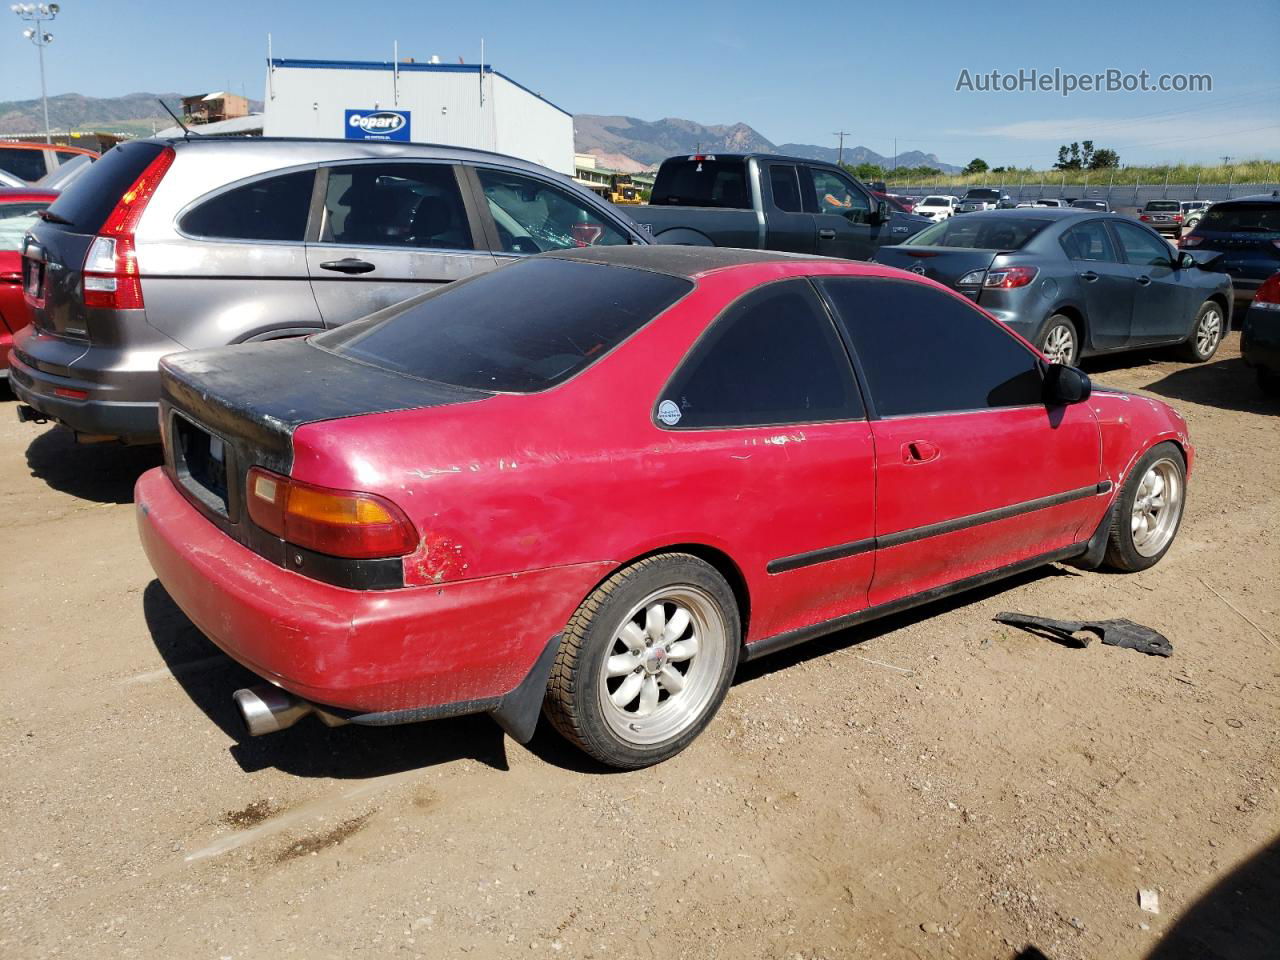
[660,279,862,429]
[54,149,84,166]
[181,170,315,242]
[0,147,48,183]
[476,168,627,254]
[819,277,1043,417]
[769,164,804,213]
[1112,221,1173,267]
[810,168,871,221]
[0,202,47,252]
[322,163,472,250]
[1060,220,1119,262]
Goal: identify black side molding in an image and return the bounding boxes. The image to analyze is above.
[744,541,1091,663]
[768,482,1113,575]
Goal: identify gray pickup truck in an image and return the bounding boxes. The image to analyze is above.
[626,153,929,260]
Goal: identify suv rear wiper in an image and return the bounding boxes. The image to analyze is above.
[38,209,73,225]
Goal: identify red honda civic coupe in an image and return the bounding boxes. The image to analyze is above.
[136,247,1193,768]
[0,188,58,378]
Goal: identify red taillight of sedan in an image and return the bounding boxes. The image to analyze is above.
[983,266,1039,289]
[247,467,418,559]
[1254,273,1280,310]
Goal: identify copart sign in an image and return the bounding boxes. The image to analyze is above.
[344,109,411,142]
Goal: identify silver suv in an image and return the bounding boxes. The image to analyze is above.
[12,137,648,442]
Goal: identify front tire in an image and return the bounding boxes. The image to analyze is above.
[1176,301,1224,362]
[544,554,740,769]
[1039,315,1079,366]
[1102,442,1187,572]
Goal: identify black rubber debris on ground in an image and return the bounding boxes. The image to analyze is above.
[994,612,1173,657]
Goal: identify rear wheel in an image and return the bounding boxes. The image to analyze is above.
[1176,301,1224,362]
[544,554,740,769]
[1039,315,1079,366]
[1102,442,1187,572]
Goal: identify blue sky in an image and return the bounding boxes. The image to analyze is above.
[3,0,1278,167]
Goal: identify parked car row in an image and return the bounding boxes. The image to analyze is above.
[0,135,1237,768]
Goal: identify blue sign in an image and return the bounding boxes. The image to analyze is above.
[344,109,411,142]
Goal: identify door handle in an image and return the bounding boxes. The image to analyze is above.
[319,258,376,275]
[1135,275,1152,286]
[901,440,940,464]
[1079,271,1099,282]
[818,228,837,240]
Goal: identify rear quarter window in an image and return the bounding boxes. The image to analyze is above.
[180,170,315,242]
[45,140,165,233]
[313,257,693,393]
[0,146,48,183]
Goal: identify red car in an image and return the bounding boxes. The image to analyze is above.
[0,188,58,379]
[136,247,1193,768]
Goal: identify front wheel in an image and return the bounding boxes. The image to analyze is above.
[1039,315,1079,366]
[1103,442,1187,572]
[543,554,740,769]
[1176,301,1225,362]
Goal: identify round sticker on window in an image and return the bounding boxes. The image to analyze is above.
[657,400,682,426]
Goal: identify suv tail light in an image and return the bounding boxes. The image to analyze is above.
[1139,214,1151,221]
[81,146,175,310]
[247,467,418,560]
[1254,274,1280,311]
[1181,235,1202,247]
[982,266,1039,289]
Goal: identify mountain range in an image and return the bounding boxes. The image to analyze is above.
[0,92,262,137]
[573,114,960,173]
[0,93,959,172]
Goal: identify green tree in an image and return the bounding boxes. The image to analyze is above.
[963,157,989,175]
[845,161,886,181]
[1088,149,1120,170]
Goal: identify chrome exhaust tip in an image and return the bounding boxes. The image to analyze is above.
[233,685,316,736]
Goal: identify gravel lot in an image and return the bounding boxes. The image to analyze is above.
[1,334,1276,960]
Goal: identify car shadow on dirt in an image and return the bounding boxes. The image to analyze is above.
[142,580,513,779]
[24,427,163,504]
[1142,356,1277,415]
[1145,834,1280,960]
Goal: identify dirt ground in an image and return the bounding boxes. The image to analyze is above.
[1,335,1276,960]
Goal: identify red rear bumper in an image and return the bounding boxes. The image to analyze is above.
[135,467,609,714]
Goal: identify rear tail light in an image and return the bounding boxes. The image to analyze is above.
[81,146,175,310]
[1254,274,1280,310]
[982,266,1039,289]
[1139,215,1151,221]
[1181,235,1203,247]
[1173,214,1184,222]
[247,467,418,560]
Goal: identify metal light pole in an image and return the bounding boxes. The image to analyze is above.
[12,3,59,144]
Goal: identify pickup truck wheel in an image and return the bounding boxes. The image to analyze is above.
[1039,316,1079,366]
[544,554,739,769]
[1176,301,1224,362]
[1102,442,1186,572]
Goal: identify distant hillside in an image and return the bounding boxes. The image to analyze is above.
[575,114,959,172]
[0,91,263,135]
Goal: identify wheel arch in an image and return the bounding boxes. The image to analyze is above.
[586,543,752,643]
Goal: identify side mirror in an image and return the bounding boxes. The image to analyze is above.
[872,200,892,225]
[1177,251,1196,269]
[1043,363,1091,405]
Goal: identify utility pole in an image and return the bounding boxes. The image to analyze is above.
[893,137,898,172]
[832,130,849,166]
[1219,155,1232,166]
[12,3,59,144]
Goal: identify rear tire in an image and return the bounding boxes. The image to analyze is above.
[1176,301,1224,362]
[1102,442,1187,573]
[1038,315,1079,366]
[543,554,740,769]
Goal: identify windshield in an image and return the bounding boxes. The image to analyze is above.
[1072,200,1106,209]
[904,216,1050,249]
[313,257,693,393]
[922,196,949,205]
[1199,203,1280,233]
[964,190,1000,201]
[1144,201,1179,212]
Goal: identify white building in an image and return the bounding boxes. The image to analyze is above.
[262,58,574,175]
